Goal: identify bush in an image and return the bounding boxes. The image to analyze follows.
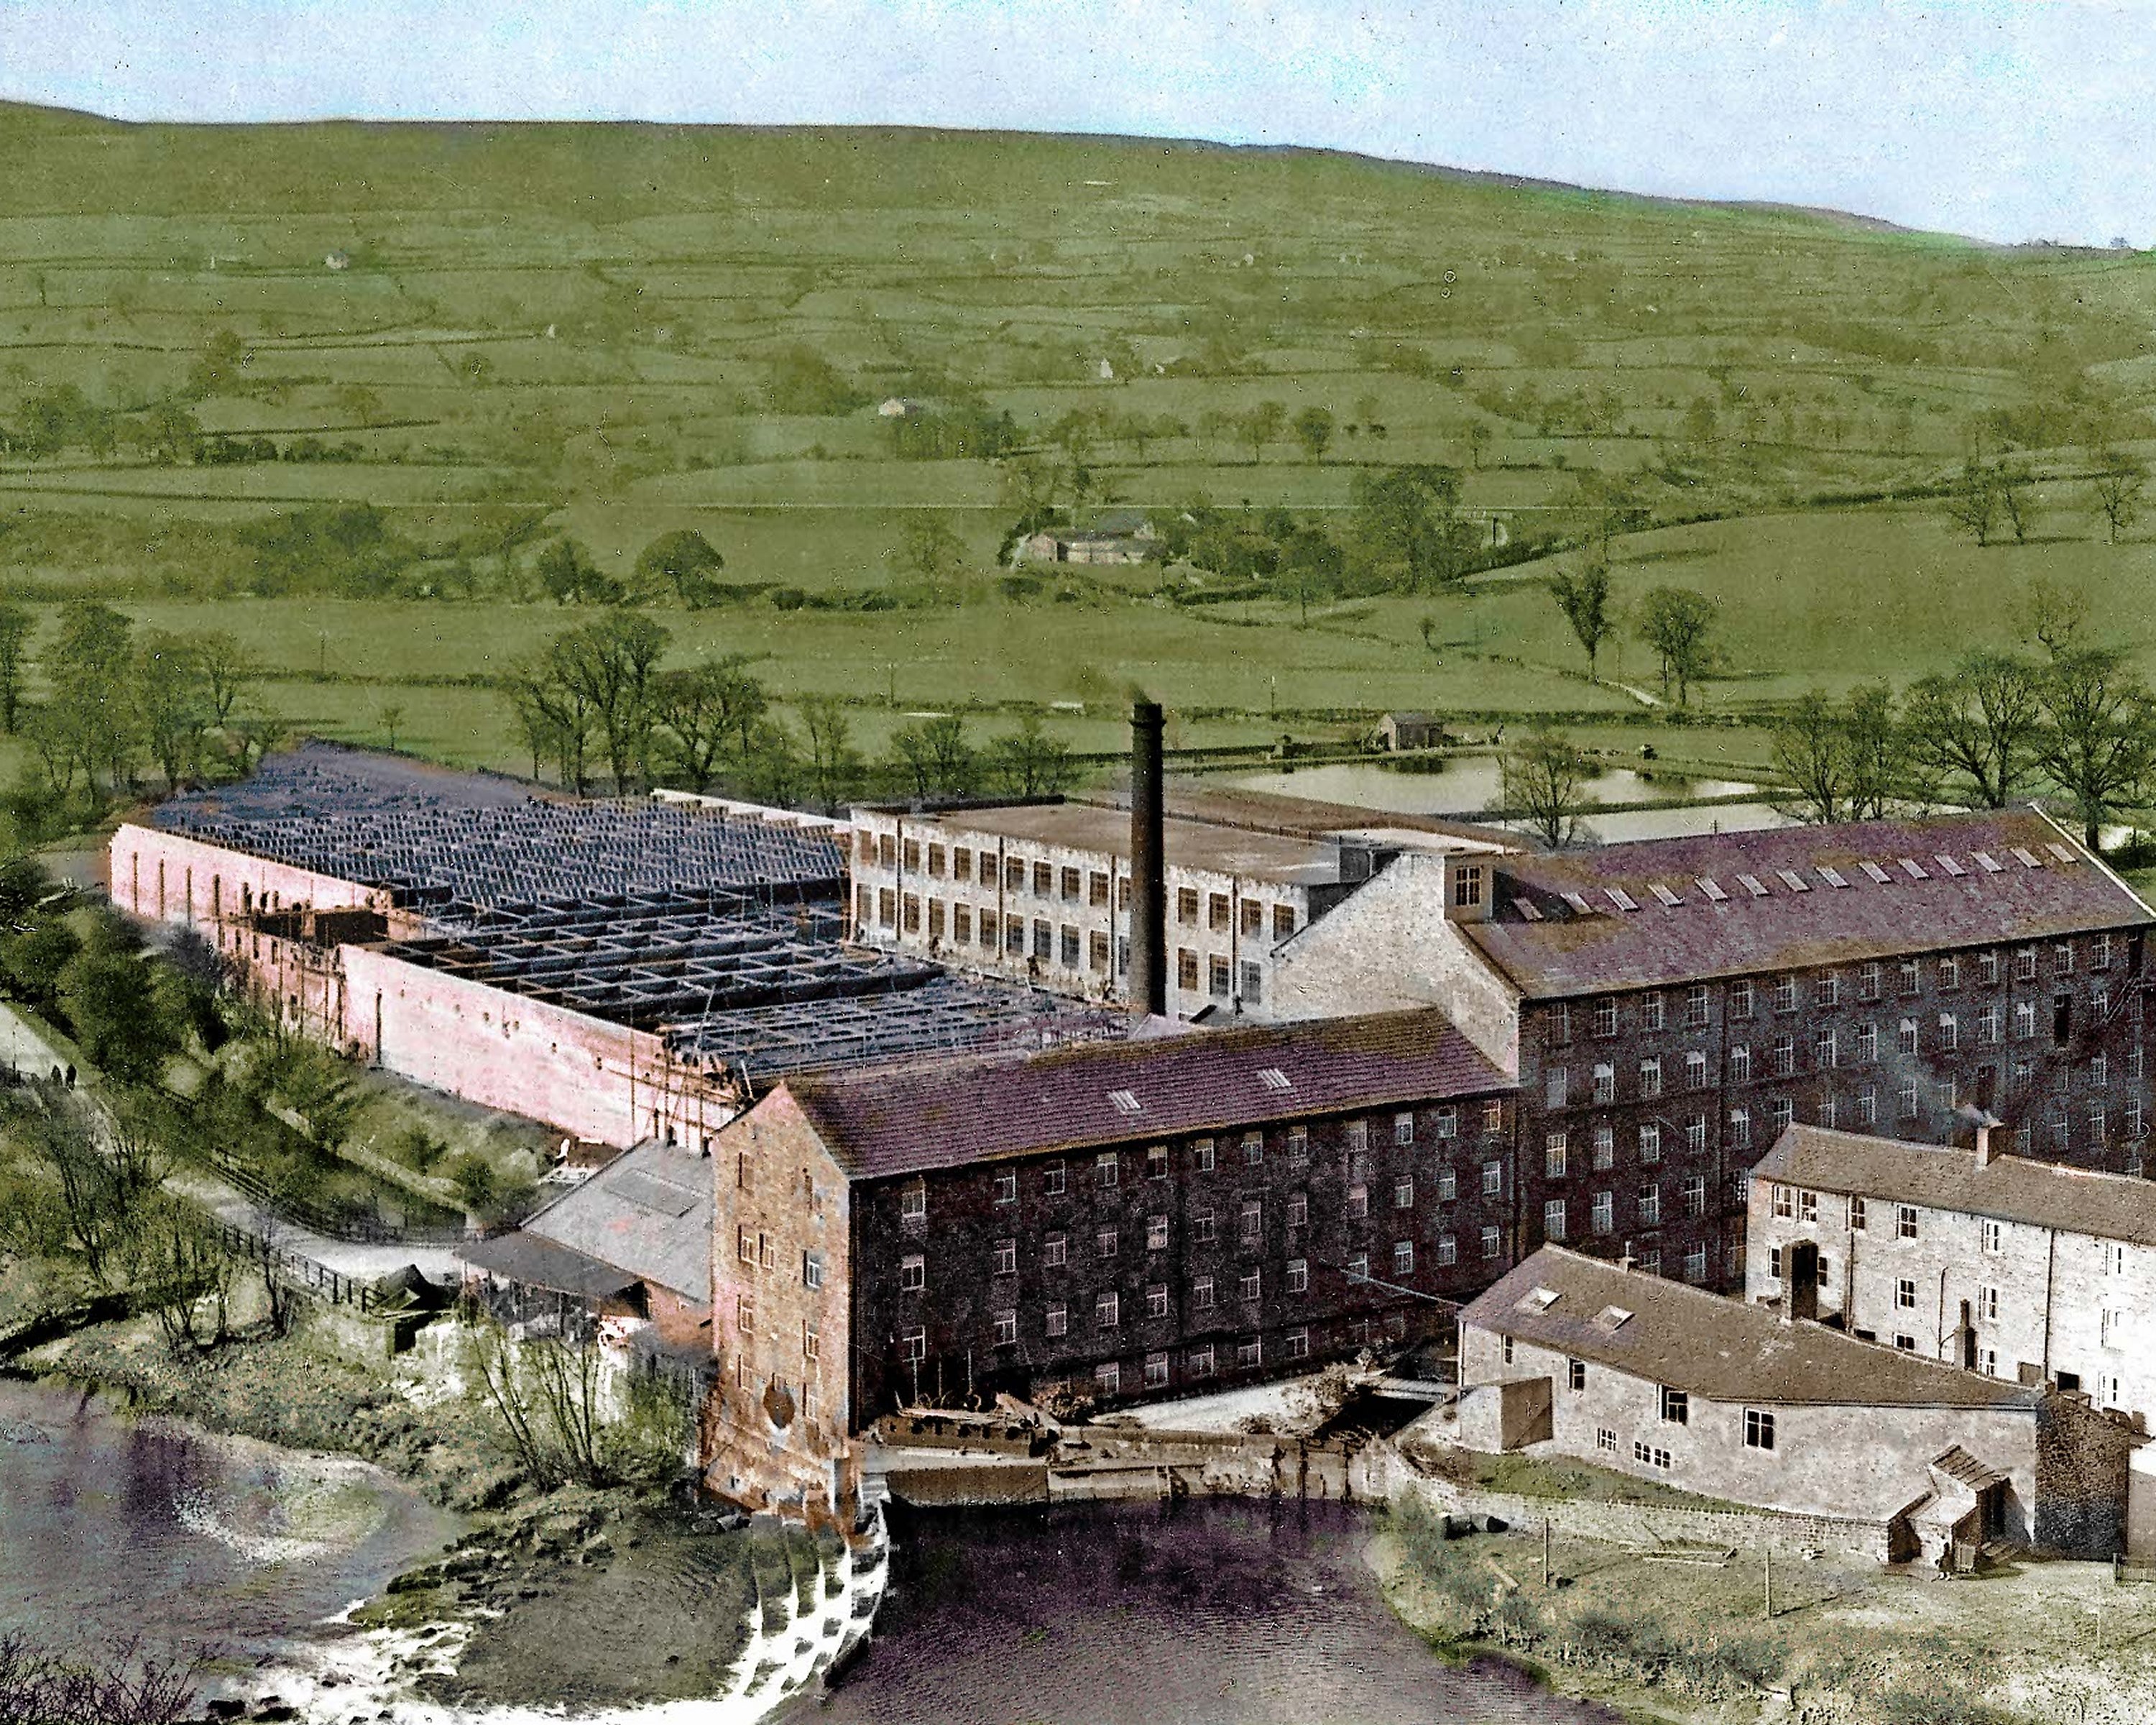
[391,1126,446,1174]
[768,586,808,611]
[449,1151,497,1214]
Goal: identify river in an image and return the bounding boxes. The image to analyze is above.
[0,1374,459,1706]
[788,1499,1618,1725]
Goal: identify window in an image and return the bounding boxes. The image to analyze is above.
[1897,1205,1919,1241]
[1774,975,1799,1013]
[1394,1177,1415,1210]
[1567,1357,1588,1392]
[1096,1361,1121,1394]
[1639,1123,1662,1165]
[1287,1191,1308,1228]
[1643,992,1667,1031]
[1685,1245,1709,1284]
[1192,1275,1215,1310]
[1685,1049,1709,1091]
[1637,1183,1661,1226]
[1729,1107,1751,1151]
[1896,1276,1917,1310]
[2110,1242,2128,1276]
[1639,1057,1664,1099]
[1897,1018,1919,1057]
[1238,1338,1263,1371]
[1286,1125,1309,1163]
[1814,1027,1837,1070]
[1043,1160,1067,1196]
[927,843,946,878]
[1285,1328,1311,1361]
[1147,1213,1170,1251]
[954,905,972,945]
[1594,996,1620,1037]
[1897,1079,1919,1121]
[1979,1285,1999,1322]
[2017,946,2039,983]
[995,1169,1018,1205]
[1480,1226,1503,1259]
[1592,1125,1616,1171]
[2014,1000,2037,1040]
[1089,930,1110,973]
[1485,1099,1506,1134]
[1816,971,1841,1008]
[901,1180,928,1227]
[1659,1386,1689,1425]
[1485,1160,1506,1197]
[1598,1427,1618,1454]
[1209,955,1231,998]
[1096,1292,1120,1330]
[1544,1133,1568,1179]
[1743,1409,1776,1452]
[1191,1210,1217,1244]
[1899,959,1921,995]
[1684,1174,1708,1219]
[1287,1259,1309,1294]
[737,1223,755,1264]
[900,1254,926,1293]
[902,894,921,933]
[991,1309,1017,1348]
[1729,1044,1753,1085]
[1939,955,1961,990]
[1798,1188,1818,1224]
[1177,949,1199,992]
[1894,1334,1916,1352]
[1044,1233,1068,1268]
[1772,1098,1795,1133]
[1685,1116,1708,1155]
[738,1295,756,1335]
[1240,1200,1263,1243]
[1147,1282,1171,1320]
[1544,1198,1567,1241]
[1850,1195,1868,1231]
[1593,1063,1616,1104]
[1243,1131,1265,1167]
[1348,1252,1370,1283]
[1393,1241,1415,1276]
[1772,1035,1795,1077]
[1208,891,1230,931]
[1592,1190,1614,1235]
[1731,979,1756,1018]
[1046,1304,1068,1338]
[1096,1226,1119,1259]
[1684,985,1710,1029]
[1858,960,1882,1001]
[1938,1013,1958,1053]
[1193,1136,1217,1173]
[1545,1067,1568,1108]
[993,1238,1017,1276]
[1095,1151,1120,1189]
[1437,1234,1458,1266]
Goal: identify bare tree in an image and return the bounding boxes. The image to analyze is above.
[1943,460,2000,547]
[2039,648,2156,850]
[2091,449,2147,543]
[1497,727,1589,848]
[1770,692,1852,825]
[1902,653,2045,808]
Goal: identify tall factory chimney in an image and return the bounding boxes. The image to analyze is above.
[1129,699,1168,1017]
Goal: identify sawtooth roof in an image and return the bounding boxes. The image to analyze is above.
[780,1007,1511,1182]
[1756,1125,2156,1251]
[1461,1246,2040,1411]
[1464,809,2150,999]
[519,1139,714,1304]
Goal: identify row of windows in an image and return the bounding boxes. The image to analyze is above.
[1548,939,2121,1044]
[1538,1177,1713,1233]
[918,1335,1313,1392]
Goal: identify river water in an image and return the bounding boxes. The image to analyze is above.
[789,1500,1617,1725]
[0,1374,459,1702]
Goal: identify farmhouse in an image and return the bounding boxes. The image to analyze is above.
[1455,1245,2138,1565]
[704,1008,1519,1516]
[1376,712,1445,752]
[1269,810,2156,1292]
[1748,1123,2156,1425]
[1021,511,1160,565]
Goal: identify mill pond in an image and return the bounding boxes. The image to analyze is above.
[0,1373,1613,1724]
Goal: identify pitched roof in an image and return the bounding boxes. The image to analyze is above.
[1755,1125,2156,1251]
[778,1007,1511,1182]
[1462,809,2150,998]
[518,1139,714,1303]
[1460,1246,2040,1411]
[456,1230,640,1302]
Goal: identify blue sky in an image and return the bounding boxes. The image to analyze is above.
[3,0,2152,244]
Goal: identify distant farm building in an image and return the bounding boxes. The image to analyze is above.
[324,250,351,271]
[877,397,923,419]
[1377,712,1445,753]
[1021,512,1160,566]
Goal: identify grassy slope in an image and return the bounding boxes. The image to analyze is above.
[1,104,2153,759]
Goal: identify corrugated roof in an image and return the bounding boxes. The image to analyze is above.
[1464,809,2150,998]
[1460,1247,2040,1410]
[520,1139,714,1303]
[780,1007,1511,1182]
[1754,1125,2156,1249]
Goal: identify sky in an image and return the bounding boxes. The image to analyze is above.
[2,0,2153,244]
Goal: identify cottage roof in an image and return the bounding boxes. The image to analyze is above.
[1463,809,2150,999]
[1461,1246,2040,1410]
[1383,711,1438,727]
[780,1007,1511,1182]
[517,1138,714,1303]
[1755,1125,2156,1251]
[456,1230,640,1303]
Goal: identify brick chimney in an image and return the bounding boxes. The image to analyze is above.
[1960,1104,2006,1169]
[1128,699,1167,1018]
[1782,1238,1820,1324]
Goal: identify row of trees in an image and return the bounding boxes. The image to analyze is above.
[1772,642,2156,847]
[1943,449,2147,546]
[1547,564,1720,704]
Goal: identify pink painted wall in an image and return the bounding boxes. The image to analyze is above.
[110,824,388,927]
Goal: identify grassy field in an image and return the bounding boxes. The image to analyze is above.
[2,103,2155,775]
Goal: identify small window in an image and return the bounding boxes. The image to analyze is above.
[1659,1386,1689,1425]
[900,1254,925,1293]
[1744,1408,1776,1452]
[1043,1160,1067,1196]
[1897,1204,1919,1241]
[1567,1358,1586,1392]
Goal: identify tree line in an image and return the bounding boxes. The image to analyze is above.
[502,614,1075,811]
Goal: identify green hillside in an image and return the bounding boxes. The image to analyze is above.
[1,101,2152,785]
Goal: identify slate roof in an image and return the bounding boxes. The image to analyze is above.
[781,1007,1512,1182]
[1461,1247,2040,1411]
[1464,809,2150,999]
[517,1139,714,1304]
[1755,1125,2156,1251]
[456,1230,640,1302]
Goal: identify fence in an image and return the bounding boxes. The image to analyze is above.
[215,1220,381,1315]
[198,1140,468,1246]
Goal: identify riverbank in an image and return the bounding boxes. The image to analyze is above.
[16,1310,768,1721]
[1370,1489,2156,1725]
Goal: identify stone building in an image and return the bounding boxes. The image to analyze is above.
[1748,1123,2156,1426]
[1272,810,2156,1290]
[704,1008,1519,1516]
[1455,1245,2139,1563]
[847,786,1514,1018]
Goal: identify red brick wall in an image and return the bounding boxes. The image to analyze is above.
[339,946,734,1150]
[111,824,387,926]
[647,1284,713,1352]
